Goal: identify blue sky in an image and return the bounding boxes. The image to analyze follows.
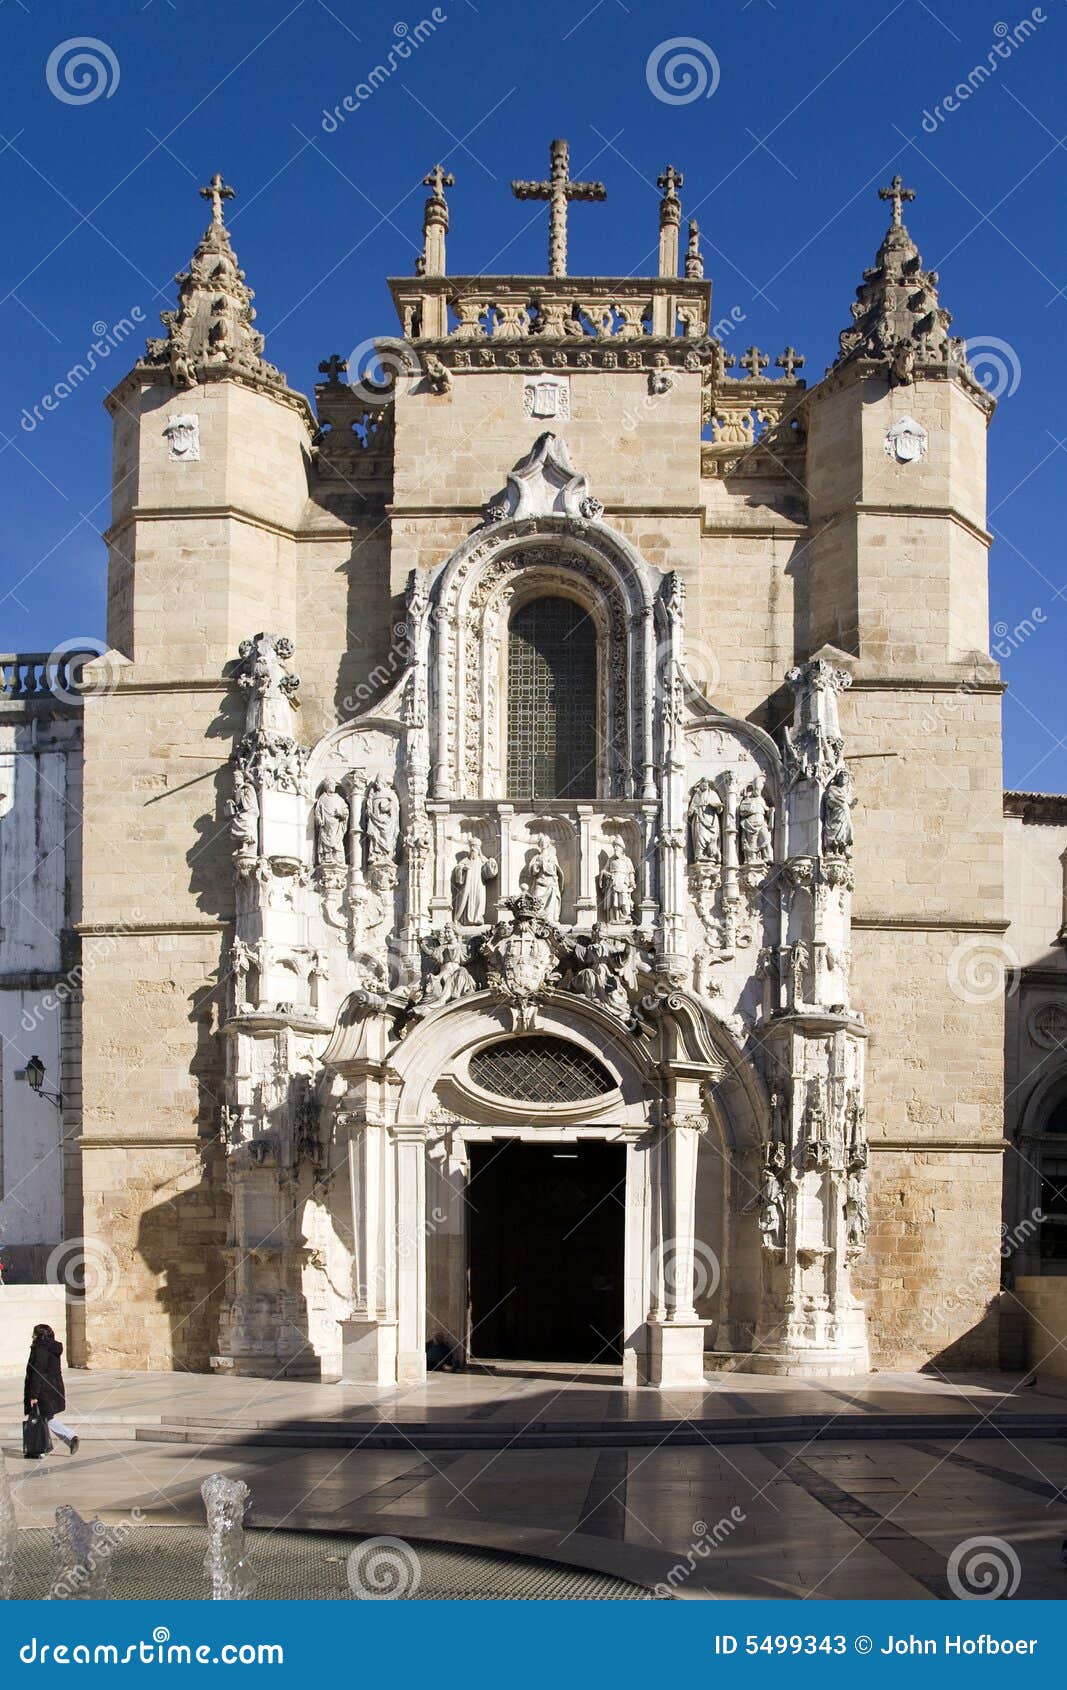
[2,0,1065,788]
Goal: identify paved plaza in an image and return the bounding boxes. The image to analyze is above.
[4,1368,1067,1598]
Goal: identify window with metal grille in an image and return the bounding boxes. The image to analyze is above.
[506,596,597,799]
[469,1037,615,1103]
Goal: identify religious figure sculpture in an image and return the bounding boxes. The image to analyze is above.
[236,633,300,738]
[451,836,498,926]
[568,924,639,1017]
[789,939,810,1009]
[688,778,722,864]
[363,776,400,864]
[738,775,773,864]
[597,839,636,925]
[844,1169,869,1249]
[416,924,477,1010]
[524,835,564,922]
[758,1150,786,1251]
[313,778,349,867]
[227,772,259,854]
[822,766,856,857]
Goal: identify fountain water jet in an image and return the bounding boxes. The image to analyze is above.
[0,1458,15,1601]
[201,1474,256,1599]
[51,1505,111,1600]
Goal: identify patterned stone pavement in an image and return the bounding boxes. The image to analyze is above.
[3,1368,1067,1599]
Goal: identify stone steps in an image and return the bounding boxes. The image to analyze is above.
[6,1410,1067,1451]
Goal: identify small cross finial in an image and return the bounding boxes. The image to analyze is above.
[878,173,915,228]
[423,163,455,201]
[512,139,606,277]
[199,172,235,225]
[318,353,348,385]
[657,164,684,200]
[776,346,805,380]
[739,345,770,380]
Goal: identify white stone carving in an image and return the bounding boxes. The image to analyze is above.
[737,775,773,864]
[568,924,639,1017]
[1028,1003,1067,1050]
[363,776,400,865]
[484,431,594,520]
[884,414,928,463]
[524,834,564,921]
[822,766,856,858]
[416,924,477,1009]
[451,836,497,925]
[522,375,570,419]
[314,778,349,867]
[164,412,200,460]
[597,838,636,924]
[688,777,722,864]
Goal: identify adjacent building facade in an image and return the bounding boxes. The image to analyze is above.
[7,149,1030,1383]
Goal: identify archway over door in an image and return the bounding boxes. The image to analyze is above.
[467,1139,626,1363]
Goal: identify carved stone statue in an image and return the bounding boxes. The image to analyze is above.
[313,778,349,867]
[844,1169,869,1249]
[822,766,856,857]
[417,924,477,1009]
[524,835,564,922]
[452,836,498,925]
[789,939,810,1008]
[227,772,259,854]
[688,778,722,864]
[568,923,638,1017]
[236,633,300,739]
[363,776,400,864]
[738,775,773,864]
[758,1160,786,1251]
[597,839,636,925]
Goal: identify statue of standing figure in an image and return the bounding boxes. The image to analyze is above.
[524,835,564,922]
[597,839,636,925]
[227,772,259,854]
[451,836,498,926]
[822,765,856,857]
[363,775,400,864]
[738,774,773,864]
[313,778,349,867]
[688,778,722,864]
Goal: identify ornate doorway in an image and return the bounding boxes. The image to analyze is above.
[467,1140,626,1363]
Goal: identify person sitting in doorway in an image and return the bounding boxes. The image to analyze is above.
[426,1332,461,1372]
[24,1323,79,1456]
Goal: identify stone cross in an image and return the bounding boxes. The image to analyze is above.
[776,346,805,380]
[879,173,915,228]
[318,354,348,384]
[657,164,684,202]
[738,346,769,380]
[511,139,606,278]
[200,173,235,225]
[423,163,455,202]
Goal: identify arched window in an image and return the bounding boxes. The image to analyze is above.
[506,596,597,799]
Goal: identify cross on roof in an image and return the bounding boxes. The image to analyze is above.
[738,346,769,379]
[776,346,805,380]
[657,164,684,200]
[318,354,348,384]
[200,172,235,225]
[879,173,915,228]
[423,164,455,201]
[511,139,606,278]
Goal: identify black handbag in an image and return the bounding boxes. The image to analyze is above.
[23,1405,52,1459]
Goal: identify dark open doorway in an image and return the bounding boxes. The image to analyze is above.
[467,1139,626,1363]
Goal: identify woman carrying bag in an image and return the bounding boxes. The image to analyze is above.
[23,1324,78,1458]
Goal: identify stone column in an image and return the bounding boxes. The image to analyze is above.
[393,1124,428,1384]
[339,1119,397,1384]
[575,806,596,926]
[648,1114,709,1387]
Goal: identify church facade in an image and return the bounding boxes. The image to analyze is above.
[67,147,1008,1385]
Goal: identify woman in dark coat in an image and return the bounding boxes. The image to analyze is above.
[24,1324,78,1456]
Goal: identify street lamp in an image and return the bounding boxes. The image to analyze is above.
[23,1055,62,1109]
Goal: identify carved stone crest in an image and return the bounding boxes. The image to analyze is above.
[522,375,570,420]
[884,415,928,464]
[164,412,200,461]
